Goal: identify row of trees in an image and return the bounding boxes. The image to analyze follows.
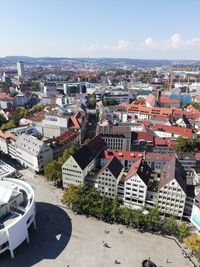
[173,136,200,152]
[61,185,191,241]
[44,145,78,183]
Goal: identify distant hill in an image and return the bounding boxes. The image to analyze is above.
[0,56,199,67]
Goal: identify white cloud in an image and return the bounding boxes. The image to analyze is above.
[116,40,132,49]
[73,34,200,59]
[141,34,200,51]
[144,37,153,47]
[170,34,182,48]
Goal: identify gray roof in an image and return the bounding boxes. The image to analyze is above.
[15,134,45,156]
[158,156,187,193]
[72,135,107,170]
[100,157,123,179]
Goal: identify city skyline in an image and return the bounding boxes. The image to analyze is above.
[1,0,200,59]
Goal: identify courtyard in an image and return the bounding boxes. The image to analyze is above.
[0,169,194,267]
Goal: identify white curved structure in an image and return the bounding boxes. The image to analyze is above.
[0,178,36,258]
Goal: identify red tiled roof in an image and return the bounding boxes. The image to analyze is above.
[146,93,156,106]
[126,159,142,180]
[140,120,151,126]
[0,93,13,101]
[69,116,80,129]
[101,150,144,161]
[186,104,198,112]
[154,137,167,146]
[159,96,180,105]
[150,124,192,138]
[0,130,17,141]
[116,102,200,120]
[137,132,154,143]
[145,152,174,161]
[151,115,169,122]
[56,130,79,145]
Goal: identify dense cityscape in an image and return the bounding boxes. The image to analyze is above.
[1,1,200,267]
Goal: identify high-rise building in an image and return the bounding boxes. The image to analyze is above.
[17,61,25,78]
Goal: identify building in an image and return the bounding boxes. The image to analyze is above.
[97,157,123,199]
[13,93,32,107]
[190,193,200,231]
[17,61,25,79]
[0,178,36,258]
[44,130,81,159]
[145,152,173,173]
[62,135,107,187]
[43,83,57,98]
[101,150,144,170]
[0,130,17,155]
[39,114,69,138]
[157,157,187,218]
[124,159,152,208]
[0,93,13,110]
[176,152,196,171]
[15,134,53,172]
[97,125,131,151]
[0,160,16,179]
[103,91,132,104]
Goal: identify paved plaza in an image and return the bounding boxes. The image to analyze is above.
[1,169,194,267]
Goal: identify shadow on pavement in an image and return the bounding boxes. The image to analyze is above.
[0,202,72,267]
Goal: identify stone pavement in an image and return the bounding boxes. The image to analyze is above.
[0,169,194,267]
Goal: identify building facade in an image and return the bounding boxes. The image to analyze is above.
[0,178,36,258]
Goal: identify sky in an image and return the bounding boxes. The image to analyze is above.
[1,0,200,59]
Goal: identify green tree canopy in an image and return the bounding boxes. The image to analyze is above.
[44,160,62,182]
[162,216,177,236]
[105,99,117,106]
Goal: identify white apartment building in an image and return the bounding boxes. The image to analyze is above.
[97,157,123,199]
[0,178,36,258]
[15,134,53,172]
[62,146,95,186]
[62,135,107,187]
[124,159,152,208]
[157,157,187,218]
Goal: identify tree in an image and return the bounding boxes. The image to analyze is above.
[146,207,160,232]
[59,145,78,164]
[1,120,16,130]
[173,136,200,153]
[105,99,117,106]
[119,207,134,226]
[132,209,145,228]
[44,160,62,182]
[162,216,177,235]
[96,196,111,221]
[183,235,200,252]
[111,197,120,222]
[0,114,7,126]
[30,82,41,91]
[177,222,191,241]
[61,184,80,208]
